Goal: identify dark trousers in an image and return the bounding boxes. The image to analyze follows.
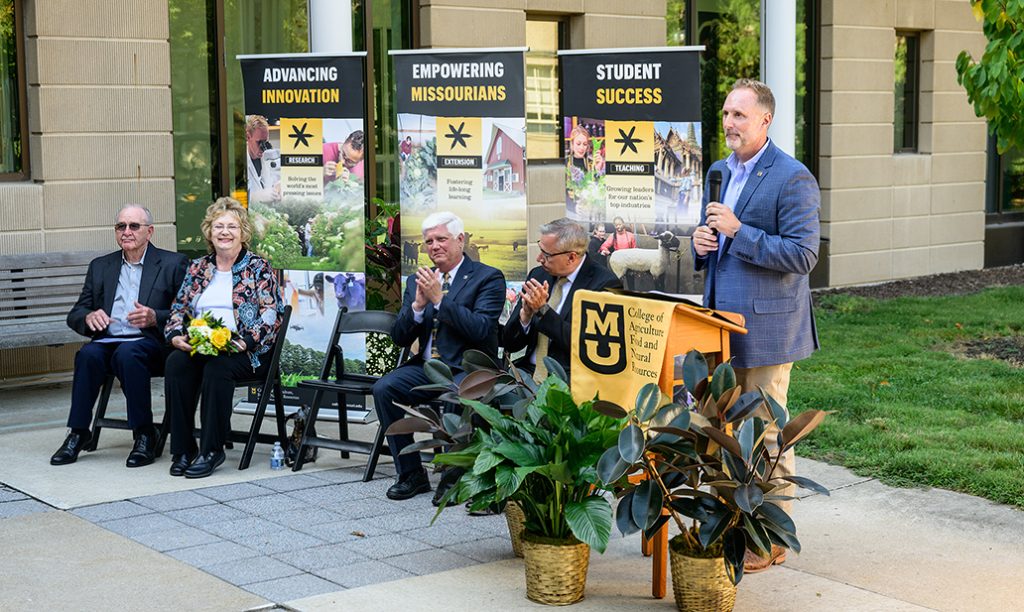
[164,349,269,455]
[68,337,164,431]
[371,361,465,478]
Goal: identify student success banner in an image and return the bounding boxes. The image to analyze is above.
[391,48,529,314]
[239,52,369,413]
[560,47,705,295]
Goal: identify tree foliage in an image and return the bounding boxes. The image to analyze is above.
[956,0,1024,154]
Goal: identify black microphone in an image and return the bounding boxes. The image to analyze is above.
[706,170,722,235]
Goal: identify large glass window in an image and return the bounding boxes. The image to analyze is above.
[526,17,565,160]
[666,0,816,172]
[0,0,25,177]
[991,145,1024,215]
[894,32,919,153]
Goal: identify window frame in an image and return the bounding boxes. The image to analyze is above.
[894,30,920,154]
[526,14,567,162]
[0,0,29,181]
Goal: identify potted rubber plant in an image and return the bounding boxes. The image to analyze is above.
[387,354,623,605]
[595,350,828,612]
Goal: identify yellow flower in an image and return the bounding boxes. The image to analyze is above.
[210,327,231,349]
[190,318,207,328]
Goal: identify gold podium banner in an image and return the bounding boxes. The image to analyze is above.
[570,289,676,407]
[570,289,748,408]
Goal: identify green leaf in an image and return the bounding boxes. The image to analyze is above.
[723,527,746,586]
[725,391,765,424]
[780,409,827,449]
[698,507,732,548]
[710,362,737,400]
[702,426,744,460]
[781,475,831,496]
[542,356,568,383]
[631,480,655,531]
[461,349,498,371]
[493,441,544,467]
[423,359,453,384]
[472,450,504,476]
[756,502,796,536]
[742,513,772,556]
[566,496,613,553]
[737,418,755,464]
[734,483,764,514]
[758,386,788,428]
[495,465,526,499]
[592,399,628,419]
[616,490,641,536]
[635,383,662,421]
[618,424,645,464]
[597,446,632,485]
[458,369,499,400]
[682,350,708,395]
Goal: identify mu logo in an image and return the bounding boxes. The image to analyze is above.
[578,301,627,375]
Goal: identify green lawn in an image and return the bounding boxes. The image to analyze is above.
[788,287,1024,508]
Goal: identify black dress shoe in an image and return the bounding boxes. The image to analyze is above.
[387,468,431,501]
[168,451,197,477]
[184,450,225,479]
[126,433,157,468]
[50,431,91,466]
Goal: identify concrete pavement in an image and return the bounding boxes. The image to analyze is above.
[1,382,1022,611]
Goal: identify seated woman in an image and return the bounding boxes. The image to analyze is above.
[164,197,284,478]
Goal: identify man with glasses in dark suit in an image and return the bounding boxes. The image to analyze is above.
[503,217,621,383]
[51,205,187,468]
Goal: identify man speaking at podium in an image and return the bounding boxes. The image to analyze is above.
[691,79,820,573]
[504,218,620,383]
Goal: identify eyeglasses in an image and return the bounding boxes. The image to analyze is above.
[114,222,150,232]
[537,242,574,262]
[212,224,241,232]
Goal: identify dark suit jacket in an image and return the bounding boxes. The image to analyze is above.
[67,245,189,345]
[392,256,506,368]
[502,255,621,375]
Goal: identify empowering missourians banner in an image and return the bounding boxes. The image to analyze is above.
[391,48,529,314]
[239,52,370,414]
[559,47,705,295]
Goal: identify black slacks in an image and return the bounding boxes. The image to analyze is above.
[165,349,269,455]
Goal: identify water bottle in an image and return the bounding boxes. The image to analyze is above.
[270,441,285,470]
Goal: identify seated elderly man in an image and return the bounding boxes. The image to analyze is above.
[51,205,188,467]
[503,217,620,383]
[372,211,506,501]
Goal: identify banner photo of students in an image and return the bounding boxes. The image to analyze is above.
[391,48,529,317]
[238,52,370,414]
[560,47,705,296]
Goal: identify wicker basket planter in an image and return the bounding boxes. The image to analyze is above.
[521,532,590,606]
[505,501,526,558]
[669,540,737,612]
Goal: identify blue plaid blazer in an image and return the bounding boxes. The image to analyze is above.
[694,140,820,369]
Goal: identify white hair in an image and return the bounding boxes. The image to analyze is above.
[115,204,154,225]
[421,211,464,238]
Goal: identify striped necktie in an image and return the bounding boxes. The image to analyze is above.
[429,272,451,360]
[532,277,567,383]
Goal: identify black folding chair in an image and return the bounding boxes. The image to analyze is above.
[292,308,403,481]
[85,373,171,456]
[228,304,292,469]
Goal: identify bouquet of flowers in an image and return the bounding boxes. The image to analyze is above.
[187,311,240,356]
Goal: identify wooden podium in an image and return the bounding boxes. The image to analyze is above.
[569,289,746,598]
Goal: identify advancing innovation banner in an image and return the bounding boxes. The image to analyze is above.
[559,47,705,295]
[239,52,370,415]
[391,48,529,311]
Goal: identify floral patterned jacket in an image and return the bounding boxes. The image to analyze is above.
[165,249,284,370]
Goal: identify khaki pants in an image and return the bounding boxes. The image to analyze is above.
[734,363,795,514]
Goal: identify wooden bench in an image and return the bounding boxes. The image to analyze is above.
[0,251,104,350]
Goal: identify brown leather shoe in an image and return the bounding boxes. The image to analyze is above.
[743,545,787,573]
